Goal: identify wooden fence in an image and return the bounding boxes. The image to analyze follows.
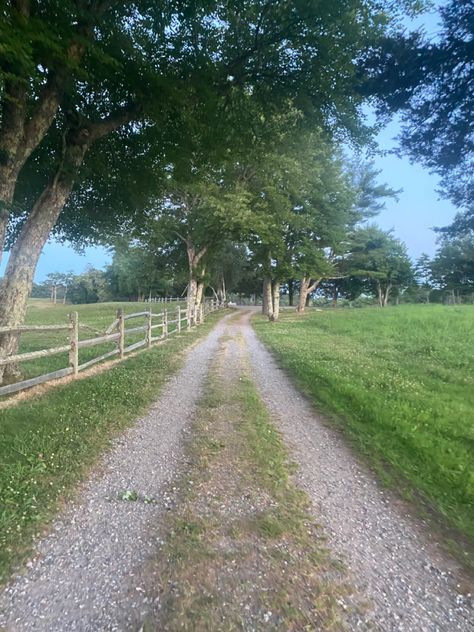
[0,299,223,398]
[145,296,186,303]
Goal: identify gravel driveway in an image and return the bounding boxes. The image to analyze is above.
[0,314,232,632]
[241,308,473,631]
[1,308,472,631]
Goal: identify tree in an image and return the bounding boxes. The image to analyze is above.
[0,0,422,380]
[66,267,111,304]
[348,226,414,306]
[317,161,400,308]
[106,244,183,301]
[135,174,252,319]
[0,0,171,380]
[44,271,73,304]
[436,207,474,243]
[364,0,474,210]
[430,235,474,302]
[413,253,434,303]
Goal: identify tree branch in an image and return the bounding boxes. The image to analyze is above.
[11,0,30,18]
[86,104,140,143]
[307,278,322,294]
[194,246,208,267]
[21,77,63,160]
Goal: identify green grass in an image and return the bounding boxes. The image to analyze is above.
[0,306,225,583]
[253,304,474,549]
[9,299,187,382]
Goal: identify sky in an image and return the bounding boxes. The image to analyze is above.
[367,120,457,259]
[0,1,458,283]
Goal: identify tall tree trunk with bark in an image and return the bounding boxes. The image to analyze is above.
[263,277,272,318]
[0,168,83,381]
[185,241,207,323]
[0,75,62,262]
[297,277,321,313]
[269,280,280,321]
[196,278,205,308]
[376,280,391,307]
[216,272,226,304]
[261,279,267,314]
[0,109,133,383]
[187,277,198,319]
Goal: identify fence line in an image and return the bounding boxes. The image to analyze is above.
[0,298,224,398]
[145,296,186,303]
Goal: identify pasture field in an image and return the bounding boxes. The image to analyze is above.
[11,299,187,382]
[0,302,224,583]
[253,305,474,545]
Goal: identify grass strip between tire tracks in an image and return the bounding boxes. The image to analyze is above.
[0,311,227,584]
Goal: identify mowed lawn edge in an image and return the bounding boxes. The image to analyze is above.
[252,305,474,564]
[0,309,227,584]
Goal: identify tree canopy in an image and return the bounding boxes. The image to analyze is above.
[2,0,461,380]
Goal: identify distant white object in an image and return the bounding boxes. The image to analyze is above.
[228,301,237,307]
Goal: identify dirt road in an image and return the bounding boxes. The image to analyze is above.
[0,309,471,631]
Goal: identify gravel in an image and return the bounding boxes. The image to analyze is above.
[242,308,473,631]
[1,308,472,632]
[0,315,231,632]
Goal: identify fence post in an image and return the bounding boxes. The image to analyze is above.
[177,306,181,333]
[164,308,168,337]
[146,309,152,348]
[69,311,79,376]
[117,308,125,359]
[187,306,192,331]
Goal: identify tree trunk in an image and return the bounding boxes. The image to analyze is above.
[0,76,67,262]
[382,282,391,307]
[0,177,16,265]
[220,272,226,303]
[297,277,321,313]
[187,277,198,321]
[196,279,205,308]
[263,277,273,318]
[0,109,134,383]
[262,278,268,314]
[288,278,294,307]
[185,242,207,323]
[297,277,310,312]
[376,282,383,307]
[0,176,76,382]
[269,280,280,321]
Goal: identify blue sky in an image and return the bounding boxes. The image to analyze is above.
[0,1,458,283]
[368,119,457,259]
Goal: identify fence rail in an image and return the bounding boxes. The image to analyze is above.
[0,298,224,398]
[145,296,185,303]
